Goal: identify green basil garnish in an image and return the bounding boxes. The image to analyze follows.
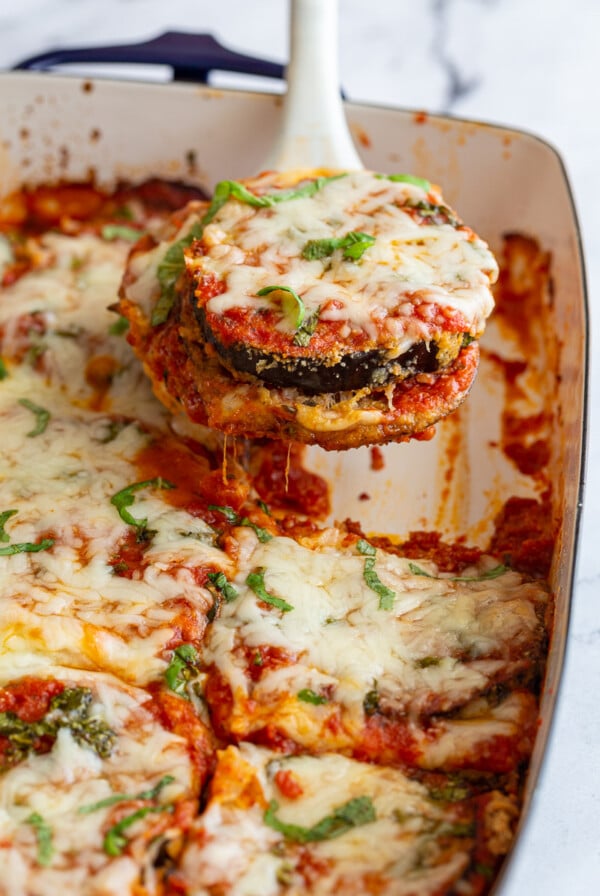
[153,220,205,326]
[207,571,238,603]
[0,509,18,543]
[110,477,175,530]
[0,357,8,380]
[0,687,115,768]
[78,775,175,815]
[101,224,142,242]
[408,561,508,583]
[208,504,239,523]
[378,173,431,191]
[302,231,375,262]
[256,285,305,329]
[264,795,376,843]
[0,539,54,556]
[164,643,200,698]
[293,307,321,347]
[246,568,293,613]
[357,539,395,610]
[25,812,54,866]
[109,315,129,336]
[208,505,273,543]
[104,804,173,856]
[363,688,380,716]
[405,200,459,227]
[297,689,328,705]
[18,398,50,437]
[416,656,442,668]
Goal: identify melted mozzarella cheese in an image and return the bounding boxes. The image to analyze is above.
[0,232,232,684]
[181,745,471,896]
[192,171,498,348]
[203,533,546,742]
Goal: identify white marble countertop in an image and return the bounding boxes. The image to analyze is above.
[1,1,598,892]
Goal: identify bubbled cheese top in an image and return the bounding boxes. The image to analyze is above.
[193,170,498,351]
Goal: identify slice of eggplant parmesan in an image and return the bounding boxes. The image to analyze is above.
[182,169,496,398]
[119,168,498,448]
[193,298,463,393]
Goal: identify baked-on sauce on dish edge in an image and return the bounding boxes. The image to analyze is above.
[0,180,554,896]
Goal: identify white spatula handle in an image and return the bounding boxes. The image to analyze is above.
[264,0,363,172]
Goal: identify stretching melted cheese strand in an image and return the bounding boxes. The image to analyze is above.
[0,232,231,684]
[180,745,472,896]
[0,667,193,896]
[203,533,546,741]
[194,171,498,350]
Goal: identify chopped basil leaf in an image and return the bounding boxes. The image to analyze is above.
[209,505,272,542]
[115,204,134,221]
[363,688,380,716]
[0,509,18,543]
[253,650,263,667]
[0,357,8,380]
[55,324,83,338]
[110,477,175,529]
[104,804,173,856]
[408,561,508,582]
[302,231,375,262]
[25,812,53,866]
[153,220,205,326]
[109,315,129,336]
[269,174,347,203]
[297,689,328,705]
[101,224,142,242]
[356,538,376,557]
[293,306,320,347]
[207,571,238,603]
[208,504,239,523]
[475,862,495,880]
[206,174,346,218]
[462,333,475,346]
[405,200,459,227]
[264,795,376,843]
[378,173,431,191]
[0,687,115,768]
[257,285,305,329]
[357,540,395,610]
[442,821,476,837]
[246,568,293,613]
[0,538,54,556]
[416,656,442,668]
[78,774,175,814]
[18,398,50,437]
[428,778,470,802]
[165,643,200,698]
[239,516,273,543]
[258,500,271,516]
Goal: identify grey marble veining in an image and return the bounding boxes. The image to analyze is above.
[0,1,599,894]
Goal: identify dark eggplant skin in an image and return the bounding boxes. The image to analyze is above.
[192,301,459,394]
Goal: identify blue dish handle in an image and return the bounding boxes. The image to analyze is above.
[12,31,285,84]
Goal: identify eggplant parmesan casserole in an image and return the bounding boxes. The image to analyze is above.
[0,180,552,896]
[119,170,498,449]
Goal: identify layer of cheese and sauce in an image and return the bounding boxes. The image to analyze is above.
[188,170,498,354]
[180,744,476,896]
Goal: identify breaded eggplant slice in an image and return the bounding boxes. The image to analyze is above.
[119,283,480,450]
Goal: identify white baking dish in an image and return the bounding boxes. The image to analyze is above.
[0,67,587,893]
